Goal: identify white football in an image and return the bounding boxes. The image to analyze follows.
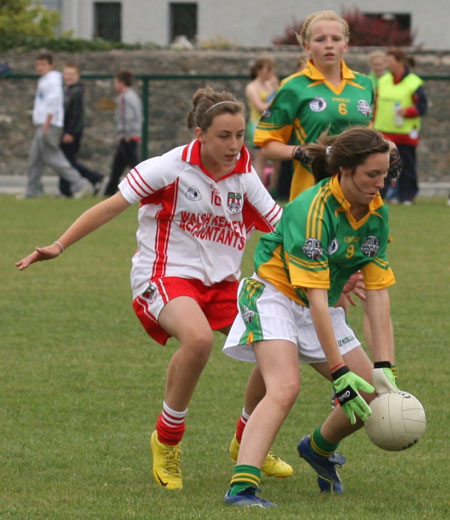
[365,391,426,451]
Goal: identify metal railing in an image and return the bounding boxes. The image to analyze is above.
[3,72,450,160]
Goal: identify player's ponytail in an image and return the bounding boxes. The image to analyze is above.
[306,134,336,182]
[187,86,245,132]
[307,126,389,182]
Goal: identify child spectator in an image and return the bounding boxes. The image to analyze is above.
[103,70,143,196]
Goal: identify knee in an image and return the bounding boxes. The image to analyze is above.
[283,380,300,409]
[268,379,300,412]
[180,328,214,365]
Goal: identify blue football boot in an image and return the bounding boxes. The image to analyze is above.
[224,487,279,508]
[297,435,346,493]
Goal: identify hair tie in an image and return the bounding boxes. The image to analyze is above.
[326,145,332,157]
[204,100,239,116]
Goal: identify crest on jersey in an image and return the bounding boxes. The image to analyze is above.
[309,97,327,112]
[357,99,372,117]
[302,238,323,259]
[242,305,255,323]
[227,192,243,214]
[361,235,380,257]
[142,283,157,303]
[186,186,202,201]
[327,238,339,255]
[261,107,271,119]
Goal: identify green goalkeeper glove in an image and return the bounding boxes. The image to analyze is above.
[332,366,375,424]
[372,361,398,394]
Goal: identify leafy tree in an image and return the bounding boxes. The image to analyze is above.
[0,0,60,38]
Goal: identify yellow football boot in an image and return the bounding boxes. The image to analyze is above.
[228,433,293,478]
[150,430,183,489]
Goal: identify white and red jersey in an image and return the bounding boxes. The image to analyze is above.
[119,139,282,299]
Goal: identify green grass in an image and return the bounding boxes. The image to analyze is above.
[1,195,449,519]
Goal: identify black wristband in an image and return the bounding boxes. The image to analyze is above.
[331,365,350,381]
[293,145,312,164]
[388,148,402,180]
[374,361,392,369]
[335,385,358,405]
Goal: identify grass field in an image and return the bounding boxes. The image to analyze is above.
[1,195,449,519]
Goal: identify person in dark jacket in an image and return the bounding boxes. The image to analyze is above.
[59,63,104,197]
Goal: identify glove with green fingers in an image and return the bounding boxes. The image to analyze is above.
[372,361,398,394]
[332,366,375,424]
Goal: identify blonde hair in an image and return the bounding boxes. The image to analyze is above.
[297,10,349,48]
[368,50,387,65]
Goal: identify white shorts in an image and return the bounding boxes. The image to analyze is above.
[223,276,361,364]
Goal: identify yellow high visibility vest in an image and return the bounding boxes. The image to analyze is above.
[374,73,423,134]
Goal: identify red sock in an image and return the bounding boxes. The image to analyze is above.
[155,402,187,445]
[235,408,250,443]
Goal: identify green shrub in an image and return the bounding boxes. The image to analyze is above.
[0,35,159,52]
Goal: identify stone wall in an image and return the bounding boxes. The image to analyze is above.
[0,48,449,183]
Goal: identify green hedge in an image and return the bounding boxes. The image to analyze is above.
[0,36,160,52]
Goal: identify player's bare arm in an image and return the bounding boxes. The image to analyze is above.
[262,140,297,162]
[366,288,398,394]
[365,288,394,363]
[15,192,130,270]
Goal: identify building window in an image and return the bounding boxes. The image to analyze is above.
[170,3,197,44]
[94,2,121,42]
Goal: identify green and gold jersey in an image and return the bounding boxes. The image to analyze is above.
[254,175,395,307]
[254,60,374,198]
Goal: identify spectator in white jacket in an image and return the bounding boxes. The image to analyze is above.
[20,53,87,199]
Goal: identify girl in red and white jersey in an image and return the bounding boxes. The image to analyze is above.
[16,87,283,490]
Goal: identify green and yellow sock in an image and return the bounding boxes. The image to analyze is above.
[229,464,261,497]
[311,426,339,458]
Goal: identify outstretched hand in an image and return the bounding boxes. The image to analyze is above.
[15,243,62,271]
[342,271,366,306]
[332,366,375,424]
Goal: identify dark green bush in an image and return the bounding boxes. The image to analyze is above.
[0,36,159,52]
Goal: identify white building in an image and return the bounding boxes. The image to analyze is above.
[44,0,450,50]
